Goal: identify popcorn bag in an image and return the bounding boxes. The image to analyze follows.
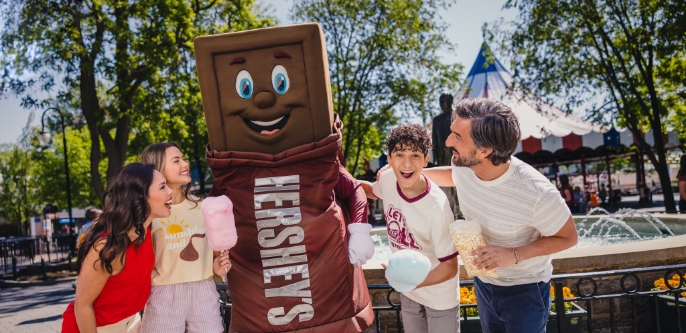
[449,220,498,278]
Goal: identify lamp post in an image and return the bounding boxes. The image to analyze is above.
[37,108,74,245]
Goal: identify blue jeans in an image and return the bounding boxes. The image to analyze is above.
[474,277,551,333]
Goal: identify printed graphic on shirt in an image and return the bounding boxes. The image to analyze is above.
[385,205,421,250]
[155,216,206,262]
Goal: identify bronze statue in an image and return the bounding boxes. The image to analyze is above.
[432,93,454,167]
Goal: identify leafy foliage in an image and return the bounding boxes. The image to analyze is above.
[0,115,39,225]
[292,0,461,174]
[0,113,103,225]
[491,0,686,211]
[32,127,104,211]
[1,0,275,200]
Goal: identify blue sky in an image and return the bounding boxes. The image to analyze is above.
[0,0,516,144]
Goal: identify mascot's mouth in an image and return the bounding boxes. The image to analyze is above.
[244,112,290,135]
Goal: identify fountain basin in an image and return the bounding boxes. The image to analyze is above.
[364,212,686,277]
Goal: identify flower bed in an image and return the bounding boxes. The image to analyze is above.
[650,274,686,332]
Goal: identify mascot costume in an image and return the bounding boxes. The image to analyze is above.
[194,23,375,332]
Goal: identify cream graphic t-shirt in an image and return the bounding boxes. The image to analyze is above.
[150,198,214,285]
[372,170,460,310]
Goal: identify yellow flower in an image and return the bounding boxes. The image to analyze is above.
[659,283,668,290]
[668,279,680,288]
[672,274,680,281]
[654,278,665,288]
[469,295,477,303]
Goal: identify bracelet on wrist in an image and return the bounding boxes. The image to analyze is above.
[512,247,520,264]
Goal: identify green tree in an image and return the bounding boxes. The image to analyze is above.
[1,0,274,200]
[496,0,686,211]
[32,126,104,210]
[0,113,104,228]
[0,146,39,225]
[0,114,39,225]
[292,0,461,174]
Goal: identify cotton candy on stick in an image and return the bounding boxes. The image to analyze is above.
[202,195,237,282]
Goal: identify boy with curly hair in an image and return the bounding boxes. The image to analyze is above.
[359,124,460,332]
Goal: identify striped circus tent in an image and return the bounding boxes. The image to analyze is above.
[457,42,681,168]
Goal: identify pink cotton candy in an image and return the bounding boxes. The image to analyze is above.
[202,195,237,251]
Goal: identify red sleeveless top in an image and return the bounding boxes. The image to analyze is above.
[61,227,154,332]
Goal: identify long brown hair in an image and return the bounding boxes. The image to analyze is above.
[76,163,156,274]
[141,142,201,206]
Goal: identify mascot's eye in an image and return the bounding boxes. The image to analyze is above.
[235,70,253,99]
[271,65,289,94]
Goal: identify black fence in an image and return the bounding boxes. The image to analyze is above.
[0,234,74,276]
[216,263,686,333]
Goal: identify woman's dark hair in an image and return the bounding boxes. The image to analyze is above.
[386,124,433,156]
[678,154,686,178]
[76,163,156,274]
[559,175,570,186]
[141,142,200,207]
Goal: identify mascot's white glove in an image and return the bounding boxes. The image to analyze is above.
[348,223,375,268]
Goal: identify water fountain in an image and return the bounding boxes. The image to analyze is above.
[575,208,676,247]
[369,209,683,261]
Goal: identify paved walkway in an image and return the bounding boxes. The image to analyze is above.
[0,281,74,333]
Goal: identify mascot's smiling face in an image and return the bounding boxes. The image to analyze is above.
[195,24,334,154]
[214,45,311,150]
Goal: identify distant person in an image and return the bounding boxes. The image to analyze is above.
[61,163,172,333]
[573,186,585,213]
[678,155,686,213]
[76,207,102,250]
[599,183,607,207]
[583,185,591,209]
[559,175,575,211]
[587,191,599,213]
[607,184,618,209]
[73,207,103,290]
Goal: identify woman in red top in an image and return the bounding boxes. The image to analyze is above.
[62,163,173,333]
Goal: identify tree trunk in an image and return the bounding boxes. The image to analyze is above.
[647,126,676,211]
[79,59,106,201]
[101,116,131,187]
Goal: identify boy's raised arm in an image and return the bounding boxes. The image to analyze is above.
[422,166,454,187]
[358,180,378,200]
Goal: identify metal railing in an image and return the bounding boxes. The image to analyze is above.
[216,263,686,333]
[0,234,74,277]
[552,263,686,333]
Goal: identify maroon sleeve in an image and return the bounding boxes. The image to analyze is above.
[335,165,369,224]
[208,185,222,197]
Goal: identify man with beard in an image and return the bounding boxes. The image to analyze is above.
[421,98,578,333]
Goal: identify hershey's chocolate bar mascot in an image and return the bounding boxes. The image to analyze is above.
[194,23,375,332]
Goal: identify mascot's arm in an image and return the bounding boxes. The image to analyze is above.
[335,165,375,267]
[335,165,368,224]
[208,185,222,197]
